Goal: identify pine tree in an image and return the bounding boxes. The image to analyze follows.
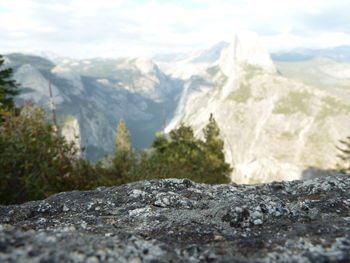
[0,55,20,122]
[144,123,202,180]
[203,113,221,143]
[336,136,350,174]
[137,116,232,184]
[0,55,19,110]
[115,119,132,158]
[112,119,135,181]
[200,113,232,183]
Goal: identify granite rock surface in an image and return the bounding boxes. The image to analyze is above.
[1,175,350,262]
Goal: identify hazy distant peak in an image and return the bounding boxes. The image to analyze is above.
[27,50,67,64]
[153,42,229,65]
[190,41,229,63]
[153,52,189,63]
[14,63,64,105]
[219,32,276,76]
[116,57,159,75]
[3,50,67,65]
[134,58,158,74]
[5,53,55,71]
[51,65,84,95]
[157,32,276,81]
[272,45,350,63]
[51,64,73,74]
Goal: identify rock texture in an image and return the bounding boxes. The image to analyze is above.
[1,174,350,262]
[5,53,182,161]
[61,116,81,157]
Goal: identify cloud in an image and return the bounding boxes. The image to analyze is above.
[261,32,350,52]
[295,5,350,34]
[0,0,349,58]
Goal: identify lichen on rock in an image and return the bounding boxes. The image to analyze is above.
[1,175,350,262]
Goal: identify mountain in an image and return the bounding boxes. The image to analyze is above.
[152,52,189,63]
[60,57,182,102]
[164,32,350,183]
[5,36,350,183]
[5,53,182,161]
[152,42,229,63]
[272,46,350,63]
[275,58,350,99]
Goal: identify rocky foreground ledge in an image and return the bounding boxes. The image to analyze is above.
[1,175,350,263]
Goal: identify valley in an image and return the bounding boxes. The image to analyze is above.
[4,33,350,183]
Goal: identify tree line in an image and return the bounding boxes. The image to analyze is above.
[0,55,231,204]
[1,54,350,205]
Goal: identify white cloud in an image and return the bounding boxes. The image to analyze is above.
[0,0,349,58]
[9,31,28,37]
[262,32,350,51]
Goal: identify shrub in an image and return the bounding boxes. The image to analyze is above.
[133,115,232,184]
[0,103,100,204]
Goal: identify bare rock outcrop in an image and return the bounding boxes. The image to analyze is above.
[1,175,350,262]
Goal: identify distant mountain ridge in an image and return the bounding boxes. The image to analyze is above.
[275,58,350,95]
[5,53,181,161]
[272,46,350,63]
[4,35,350,183]
[163,33,350,183]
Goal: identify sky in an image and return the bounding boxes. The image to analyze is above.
[1,0,350,59]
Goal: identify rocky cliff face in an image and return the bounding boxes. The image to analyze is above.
[5,53,181,161]
[61,57,182,102]
[1,174,350,262]
[165,33,350,184]
[61,116,81,156]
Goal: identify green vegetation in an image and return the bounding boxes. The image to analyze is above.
[273,91,312,115]
[206,66,228,89]
[0,60,102,204]
[244,64,262,79]
[228,81,251,103]
[110,119,136,183]
[0,55,20,120]
[0,60,232,204]
[0,103,104,204]
[308,131,330,145]
[131,114,232,184]
[0,109,232,204]
[316,96,350,121]
[275,153,290,162]
[226,64,264,103]
[280,131,296,140]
